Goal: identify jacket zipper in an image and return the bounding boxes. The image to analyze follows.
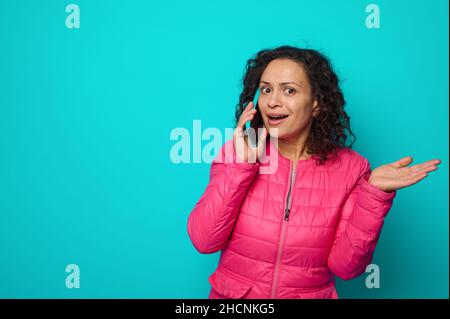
[270,160,296,298]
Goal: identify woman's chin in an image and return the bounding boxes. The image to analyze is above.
[266,126,284,139]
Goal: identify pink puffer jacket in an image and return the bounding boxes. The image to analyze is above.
[187,138,396,299]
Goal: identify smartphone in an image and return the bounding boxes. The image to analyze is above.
[245,88,261,147]
[245,88,260,130]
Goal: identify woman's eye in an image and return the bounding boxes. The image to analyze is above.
[286,88,296,94]
[260,87,295,94]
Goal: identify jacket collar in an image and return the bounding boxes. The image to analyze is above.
[264,137,318,170]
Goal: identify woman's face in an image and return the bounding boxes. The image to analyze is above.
[258,58,319,140]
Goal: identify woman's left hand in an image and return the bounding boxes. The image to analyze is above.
[368,156,441,193]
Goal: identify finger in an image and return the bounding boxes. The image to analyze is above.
[394,172,428,190]
[235,116,256,144]
[242,113,256,126]
[417,165,438,174]
[420,159,441,167]
[246,109,257,118]
[410,163,428,173]
[390,156,413,168]
[429,158,441,165]
[411,163,438,173]
[243,101,254,114]
[239,103,255,121]
[237,112,255,130]
[410,159,441,173]
[242,107,257,119]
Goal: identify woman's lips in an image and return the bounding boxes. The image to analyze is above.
[267,115,289,126]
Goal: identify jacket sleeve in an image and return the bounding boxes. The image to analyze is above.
[187,139,260,254]
[327,157,396,280]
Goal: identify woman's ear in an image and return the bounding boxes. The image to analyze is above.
[312,100,320,118]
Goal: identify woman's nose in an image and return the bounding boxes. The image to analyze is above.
[268,90,282,108]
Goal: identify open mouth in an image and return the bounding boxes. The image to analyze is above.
[267,114,289,125]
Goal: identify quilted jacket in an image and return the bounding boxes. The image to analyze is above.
[187,137,396,299]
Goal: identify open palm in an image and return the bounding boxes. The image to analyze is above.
[368,156,441,193]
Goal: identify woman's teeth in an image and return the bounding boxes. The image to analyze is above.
[268,115,288,120]
[268,114,289,125]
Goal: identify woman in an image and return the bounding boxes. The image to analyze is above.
[187,45,441,299]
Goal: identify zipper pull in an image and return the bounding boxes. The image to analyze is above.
[284,208,290,221]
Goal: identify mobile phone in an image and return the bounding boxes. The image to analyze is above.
[245,88,260,130]
[245,88,261,147]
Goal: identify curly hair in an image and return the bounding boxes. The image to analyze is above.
[235,45,356,165]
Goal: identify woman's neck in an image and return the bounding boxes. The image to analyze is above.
[277,131,312,169]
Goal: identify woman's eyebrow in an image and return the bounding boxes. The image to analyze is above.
[260,80,302,87]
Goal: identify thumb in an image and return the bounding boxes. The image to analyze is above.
[391,156,413,168]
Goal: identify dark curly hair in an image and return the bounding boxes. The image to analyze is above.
[235,45,356,165]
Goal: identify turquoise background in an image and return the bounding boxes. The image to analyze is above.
[0,0,448,298]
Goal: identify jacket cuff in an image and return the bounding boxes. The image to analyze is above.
[360,172,397,203]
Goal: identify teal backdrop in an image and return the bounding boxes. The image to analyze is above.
[0,0,448,298]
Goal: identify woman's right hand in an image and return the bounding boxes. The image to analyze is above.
[233,101,268,163]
